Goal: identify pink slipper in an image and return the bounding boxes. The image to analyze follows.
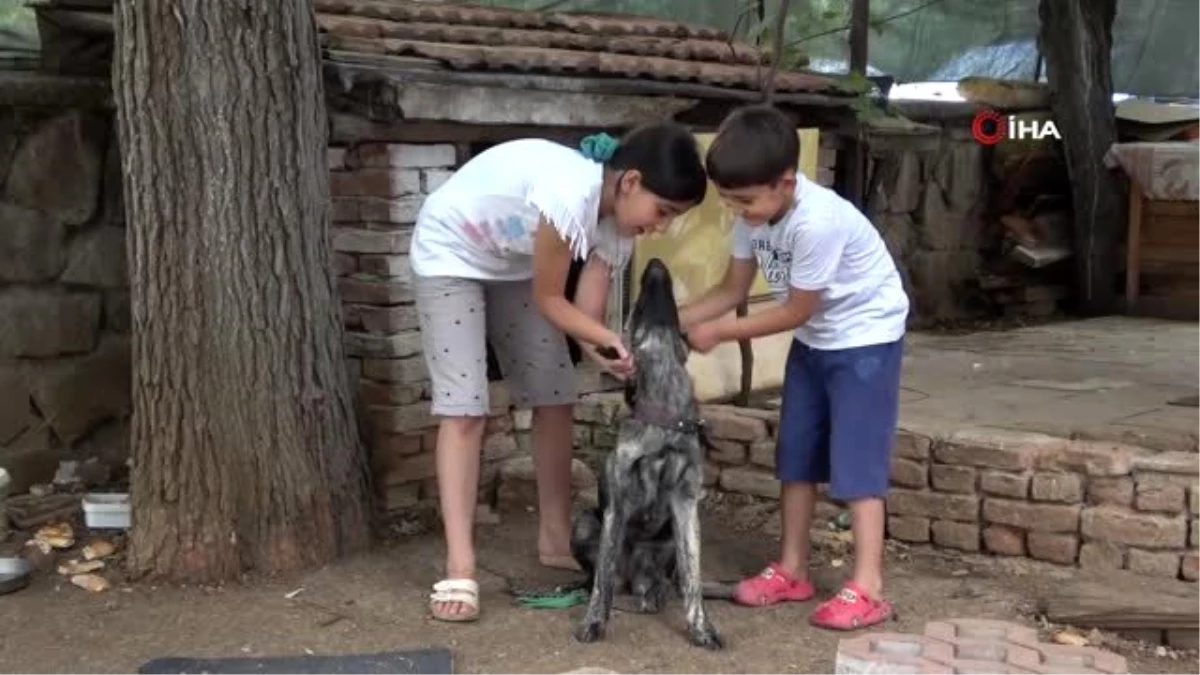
[809,581,893,630]
[733,562,815,607]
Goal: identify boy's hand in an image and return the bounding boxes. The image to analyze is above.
[685,320,727,354]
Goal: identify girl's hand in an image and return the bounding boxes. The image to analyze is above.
[585,336,635,381]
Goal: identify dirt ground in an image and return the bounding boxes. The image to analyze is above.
[2,317,1196,673]
[1,502,1195,675]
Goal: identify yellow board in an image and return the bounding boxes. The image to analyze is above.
[629,129,822,401]
[632,128,821,302]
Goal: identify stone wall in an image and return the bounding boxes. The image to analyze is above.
[868,123,992,327]
[571,400,1199,582]
[868,124,988,326]
[0,106,130,493]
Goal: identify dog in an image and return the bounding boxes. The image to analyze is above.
[570,258,722,650]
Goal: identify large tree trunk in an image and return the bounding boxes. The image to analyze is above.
[114,0,371,582]
[1038,0,1126,315]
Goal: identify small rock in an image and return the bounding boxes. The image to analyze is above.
[82,539,116,560]
[1155,645,1168,657]
[830,558,844,568]
[834,510,852,530]
[71,573,111,592]
[58,559,105,575]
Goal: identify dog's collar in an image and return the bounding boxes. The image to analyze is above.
[632,404,706,436]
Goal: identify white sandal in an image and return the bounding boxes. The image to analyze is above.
[429,578,480,622]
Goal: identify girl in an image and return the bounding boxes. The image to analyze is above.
[410,123,708,622]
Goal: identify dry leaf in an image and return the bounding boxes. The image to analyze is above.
[83,540,116,560]
[35,522,75,549]
[71,573,111,592]
[58,559,105,576]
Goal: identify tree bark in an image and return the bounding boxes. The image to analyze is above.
[114,0,371,582]
[1038,0,1125,315]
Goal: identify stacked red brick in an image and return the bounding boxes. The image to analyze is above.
[887,428,1198,581]
[836,618,1129,674]
[328,142,521,511]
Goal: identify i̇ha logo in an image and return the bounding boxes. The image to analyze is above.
[971,108,1062,145]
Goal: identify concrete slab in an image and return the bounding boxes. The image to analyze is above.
[901,318,1198,452]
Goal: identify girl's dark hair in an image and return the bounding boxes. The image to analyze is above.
[579,123,707,204]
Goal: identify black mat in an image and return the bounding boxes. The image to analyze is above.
[139,648,452,674]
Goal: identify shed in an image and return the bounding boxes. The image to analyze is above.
[27,0,864,513]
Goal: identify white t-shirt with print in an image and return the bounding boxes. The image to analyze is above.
[732,174,909,350]
[410,138,632,281]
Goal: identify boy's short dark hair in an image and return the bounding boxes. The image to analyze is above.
[705,105,799,189]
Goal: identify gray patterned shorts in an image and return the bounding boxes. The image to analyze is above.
[414,274,577,416]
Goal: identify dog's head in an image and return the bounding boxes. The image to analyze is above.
[628,258,689,367]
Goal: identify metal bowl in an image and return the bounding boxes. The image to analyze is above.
[0,556,32,595]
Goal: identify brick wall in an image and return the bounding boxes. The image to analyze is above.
[887,429,1197,582]
[573,402,1199,582]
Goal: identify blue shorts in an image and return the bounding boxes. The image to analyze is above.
[775,337,904,501]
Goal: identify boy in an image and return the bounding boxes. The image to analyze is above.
[680,105,909,630]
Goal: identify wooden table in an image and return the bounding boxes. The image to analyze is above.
[1106,142,1199,319]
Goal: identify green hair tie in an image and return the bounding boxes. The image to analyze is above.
[514,587,589,610]
[579,132,620,163]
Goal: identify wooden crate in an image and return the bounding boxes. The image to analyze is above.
[1125,181,1199,320]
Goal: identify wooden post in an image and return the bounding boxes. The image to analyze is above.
[844,0,870,211]
[849,0,870,75]
[1125,178,1143,310]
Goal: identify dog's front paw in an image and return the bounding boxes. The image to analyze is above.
[689,625,724,651]
[574,620,606,644]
